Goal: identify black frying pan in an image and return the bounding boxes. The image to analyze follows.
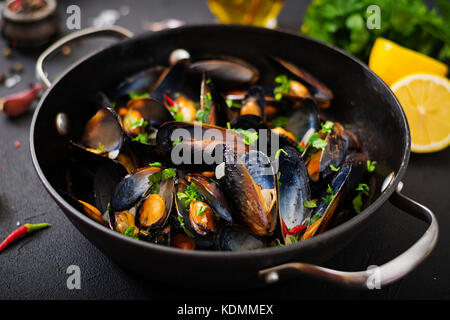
[30,25,438,289]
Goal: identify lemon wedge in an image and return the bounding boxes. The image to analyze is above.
[391,73,450,153]
[369,38,448,86]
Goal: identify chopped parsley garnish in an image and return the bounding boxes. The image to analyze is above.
[311,137,328,150]
[151,182,160,194]
[177,182,202,208]
[366,160,377,173]
[309,213,322,226]
[128,118,148,130]
[132,133,149,144]
[353,193,364,214]
[148,162,162,167]
[329,164,340,172]
[195,109,209,123]
[168,106,184,121]
[307,132,328,150]
[353,183,370,214]
[273,74,291,101]
[129,91,150,99]
[225,99,242,109]
[124,227,139,239]
[196,204,207,216]
[271,116,289,128]
[277,171,282,188]
[97,142,105,152]
[322,184,336,205]
[355,183,370,195]
[148,168,176,185]
[275,148,288,160]
[233,129,259,145]
[320,121,334,134]
[177,216,194,238]
[303,200,318,208]
[197,90,213,123]
[172,137,182,146]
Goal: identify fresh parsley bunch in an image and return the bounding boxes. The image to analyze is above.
[301,0,450,62]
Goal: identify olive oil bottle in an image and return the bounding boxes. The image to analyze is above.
[207,0,284,28]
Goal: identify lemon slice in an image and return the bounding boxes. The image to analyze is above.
[391,73,450,153]
[369,38,448,86]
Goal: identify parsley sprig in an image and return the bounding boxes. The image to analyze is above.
[177,182,203,209]
[353,183,370,214]
[273,74,291,101]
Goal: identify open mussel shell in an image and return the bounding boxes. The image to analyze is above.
[156,121,249,170]
[302,152,367,240]
[61,192,109,227]
[185,173,233,223]
[214,224,266,251]
[189,56,259,92]
[306,122,349,182]
[112,65,166,104]
[118,97,173,143]
[219,147,278,236]
[174,178,215,248]
[65,143,129,213]
[109,166,162,212]
[268,56,334,108]
[79,107,124,158]
[277,145,312,243]
[150,59,200,102]
[135,177,174,234]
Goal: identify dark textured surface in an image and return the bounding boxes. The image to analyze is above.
[0,0,449,300]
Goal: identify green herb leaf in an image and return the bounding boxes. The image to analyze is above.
[132,133,148,144]
[311,137,327,150]
[273,74,291,100]
[271,116,289,128]
[226,99,242,109]
[320,121,334,134]
[352,192,363,214]
[172,137,182,146]
[309,213,322,226]
[97,142,105,152]
[124,227,139,239]
[274,148,288,160]
[303,200,318,208]
[232,129,258,145]
[196,204,207,216]
[366,160,377,173]
[329,164,340,172]
[355,183,370,196]
[128,118,148,130]
[148,162,162,167]
[148,168,176,185]
[177,216,194,238]
[129,91,150,99]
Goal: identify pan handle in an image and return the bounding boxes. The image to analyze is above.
[36,26,134,89]
[258,179,438,289]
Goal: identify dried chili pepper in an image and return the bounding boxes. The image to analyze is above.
[0,223,50,253]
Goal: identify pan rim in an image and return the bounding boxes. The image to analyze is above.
[30,24,411,260]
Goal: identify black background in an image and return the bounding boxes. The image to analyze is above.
[0,0,449,299]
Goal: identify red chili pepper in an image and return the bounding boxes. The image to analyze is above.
[164,94,175,107]
[301,141,306,147]
[281,219,307,236]
[0,223,50,253]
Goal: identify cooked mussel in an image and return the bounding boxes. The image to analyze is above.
[78,107,124,159]
[301,152,367,240]
[305,122,349,182]
[277,145,312,244]
[218,147,277,236]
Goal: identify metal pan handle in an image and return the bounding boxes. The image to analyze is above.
[258,180,439,289]
[36,26,134,89]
